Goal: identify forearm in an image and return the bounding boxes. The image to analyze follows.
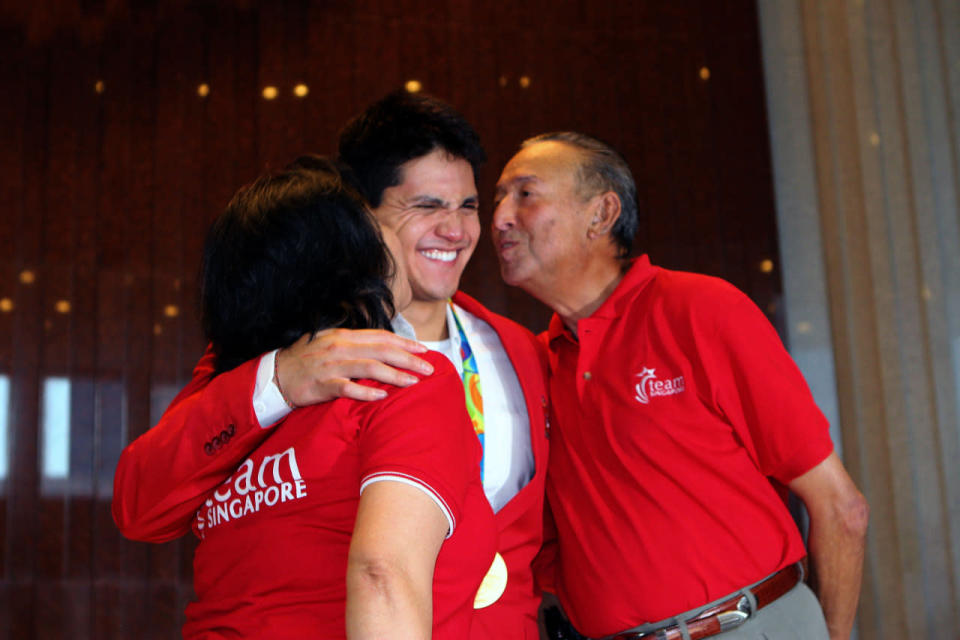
[345,561,431,640]
[113,415,253,541]
[807,508,868,639]
[789,452,869,639]
[112,356,267,541]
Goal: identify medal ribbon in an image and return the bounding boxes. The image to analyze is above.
[449,301,484,479]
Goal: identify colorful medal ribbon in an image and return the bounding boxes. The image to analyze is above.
[449,301,484,479]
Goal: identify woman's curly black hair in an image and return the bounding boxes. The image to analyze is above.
[200,155,396,375]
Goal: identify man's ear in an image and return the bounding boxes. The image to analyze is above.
[587,191,622,239]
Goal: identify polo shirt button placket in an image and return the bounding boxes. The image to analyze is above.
[576,367,593,402]
[577,323,595,400]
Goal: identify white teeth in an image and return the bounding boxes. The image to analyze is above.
[420,249,457,262]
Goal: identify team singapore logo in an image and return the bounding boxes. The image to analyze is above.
[196,446,307,536]
[634,367,686,404]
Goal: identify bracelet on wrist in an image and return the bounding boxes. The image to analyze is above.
[273,351,298,410]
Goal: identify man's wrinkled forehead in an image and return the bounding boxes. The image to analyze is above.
[380,149,480,212]
[498,142,582,190]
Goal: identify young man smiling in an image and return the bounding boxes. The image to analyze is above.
[364,147,480,341]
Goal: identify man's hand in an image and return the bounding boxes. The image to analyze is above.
[275,329,433,406]
[788,452,869,639]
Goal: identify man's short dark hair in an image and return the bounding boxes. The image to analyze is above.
[200,155,396,375]
[523,132,639,259]
[338,91,486,207]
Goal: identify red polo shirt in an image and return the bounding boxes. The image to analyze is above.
[543,256,833,637]
[182,352,497,639]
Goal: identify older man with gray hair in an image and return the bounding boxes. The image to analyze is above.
[492,131,868,640]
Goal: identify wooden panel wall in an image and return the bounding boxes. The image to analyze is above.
[0,1,782,637]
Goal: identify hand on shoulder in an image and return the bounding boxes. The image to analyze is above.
[276,328,434,405]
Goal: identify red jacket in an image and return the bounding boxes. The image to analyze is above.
[112,291,550,639]
[453,292,550,639]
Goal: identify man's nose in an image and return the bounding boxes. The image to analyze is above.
[492,199,514,230]
[435,211,465,241]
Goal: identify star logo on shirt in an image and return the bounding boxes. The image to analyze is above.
[634,366,685,404]
[634,368,658,404]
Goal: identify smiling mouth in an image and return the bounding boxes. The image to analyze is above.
[419,248,458,263]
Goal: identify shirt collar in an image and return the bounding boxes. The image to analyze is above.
[391,313,417,340]
[546,255,658,345]
[391,302,463,352]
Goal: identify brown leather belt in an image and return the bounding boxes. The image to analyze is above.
[611,564,802,640]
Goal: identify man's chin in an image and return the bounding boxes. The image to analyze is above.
[498,264,525,288]
[412,285,460,303]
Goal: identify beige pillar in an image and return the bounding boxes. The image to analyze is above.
[758,0,960,637]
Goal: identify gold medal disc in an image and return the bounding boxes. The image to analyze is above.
[473,552,508,609]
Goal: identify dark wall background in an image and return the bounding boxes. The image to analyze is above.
[0,1,782,637]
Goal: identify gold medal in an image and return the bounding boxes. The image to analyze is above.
[473,552,508,609]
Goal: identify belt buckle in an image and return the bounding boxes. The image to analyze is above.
[621,594,752,640]
[716,595,751,632]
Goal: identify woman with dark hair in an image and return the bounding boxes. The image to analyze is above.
[161,158,495,639]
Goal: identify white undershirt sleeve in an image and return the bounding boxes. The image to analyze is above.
[253,349,293,428]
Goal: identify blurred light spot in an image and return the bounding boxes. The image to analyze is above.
[796,321,813,334]
[404,79,422,93]
[262,86,279,100]
[766,302,778,314]
[54,300,71,314]
[153,323,163,336]
[293,83,309,98]
[19,270,35,284]
[41,376,71,479]
[197,83,210,97]
[869,132,880,147]
[164,304,180,318]
[699,66,711,81]
[759,259,774,273]
[0,298,12,312]
[922,286,933,300]
[95,80,105,94]
[519,75,531,89]
[498,75,508,88]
